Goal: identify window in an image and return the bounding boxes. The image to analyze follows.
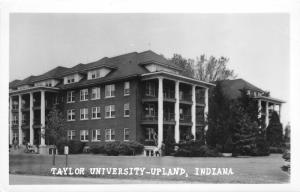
[105,105,116,118]
[92,107,101,119]
[67,109,75,121]
[66,75,75,84]
[92,129,101,141]
[12,114,18,125]
[13,132,18,141]
[145,81,156,96]
[45,80,52,87]
[124,82,130,96]
[105,84,115,98]
[80,89,89,101]
[144,103,155,117]
[80,108,89,120]
[80,130,89,141]
[145,128,156,141]
[91,87,100,100]
[91,70,101,79]
[124,128,130,141]
[67,130,76,140]
[124,103,130,117]
[67,91,75,103]
[105,129,115,141]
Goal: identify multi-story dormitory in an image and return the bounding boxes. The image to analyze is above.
[9,50,284,155]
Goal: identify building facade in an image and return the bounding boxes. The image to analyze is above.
[9,50,213,154]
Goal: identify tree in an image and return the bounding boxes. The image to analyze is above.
[170,53,236,82]
[266,111,283,147]
[170,54,195,78]
[45,106,67,147]
[206,81,231,151]
[195,55,236,82]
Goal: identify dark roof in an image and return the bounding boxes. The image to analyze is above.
[9,50,185,89]
[218,79,265,99]
[32,66,69,82]
[9,79,21,89]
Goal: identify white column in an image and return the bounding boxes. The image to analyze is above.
[279,104,282,122]
[204,88,209,134]
[29,92,34,145]
[18,94,23,145]
[174,81,180,143]
[258,99,262,128]
[191,85,196,140]
[9,96,13,145]
[158,77,163,148]
[265,101,269,127]
[40,90,45,146]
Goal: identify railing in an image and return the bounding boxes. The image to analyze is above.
[180,94,192,102]
[164,113,175,121]
[180,115,192,123]
[163,90,175,99]
[142,115,158,121]
[196,96,205,104]
[12,105,19,110]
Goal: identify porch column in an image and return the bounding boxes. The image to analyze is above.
[204,88,209,142]
[191,85,196,140]
[265,101,269,127]
[9,96,13,145]
[158,77,163,148]
[29,92,34,145]
[18,94,23,145]
[174,81,180,143]
[40,90,45,146]
[279,104,282,122]
[258,99,262,128]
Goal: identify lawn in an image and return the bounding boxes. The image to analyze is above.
[9,153,289,184]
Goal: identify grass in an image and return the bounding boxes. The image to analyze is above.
[9,153,289,183]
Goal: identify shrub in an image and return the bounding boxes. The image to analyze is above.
[56,139,68,154]
[174,140,222,157]
[104,141,121,156]
[121,141,144,155]
[68,140,85,154]
[269,146,284,154]
[90,143,106,154]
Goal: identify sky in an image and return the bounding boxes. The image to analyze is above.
[9,13,290,125]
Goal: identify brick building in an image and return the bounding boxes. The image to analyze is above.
[9,50,213,154]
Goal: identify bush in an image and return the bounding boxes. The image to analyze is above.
[174,140,222,157]
[120,141,144,155]
[90,143,106,154]
[269,146,284,154]
[104,141,121,156]
[68,140,85,154]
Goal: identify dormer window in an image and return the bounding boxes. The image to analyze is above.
[88,68,111,80]
[67,75,75,84]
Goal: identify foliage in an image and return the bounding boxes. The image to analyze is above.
[44,106,67,146]
[266,111,283,147]
[206,81,231,151]
[251,132,270,156]
[163,126,176,155]
[174,140,222,157]
[170,53,236,81]
[269,146,284,154]
[56,139,85,154]
[90,141,144,156]
[170,54,195,78]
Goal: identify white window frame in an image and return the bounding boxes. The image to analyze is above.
[124,128,130,141]
[105,128,115,141]
[92,107,101,119]
[124,81,130,96]
[92,129,101,141]
[12,114,18,125]
[67,130,76,140]
[80,108,89,120]
[66,75,75,84]
[124,103,130,117]
[67,109,75,121]
[91,87,101,100]
[105,105,116,118]
[105,84,115,98]
[80,89,89,101]
[145,81,156,97]
[67,91,75,103]
[80,130,89,142]
[13,132,18,141]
